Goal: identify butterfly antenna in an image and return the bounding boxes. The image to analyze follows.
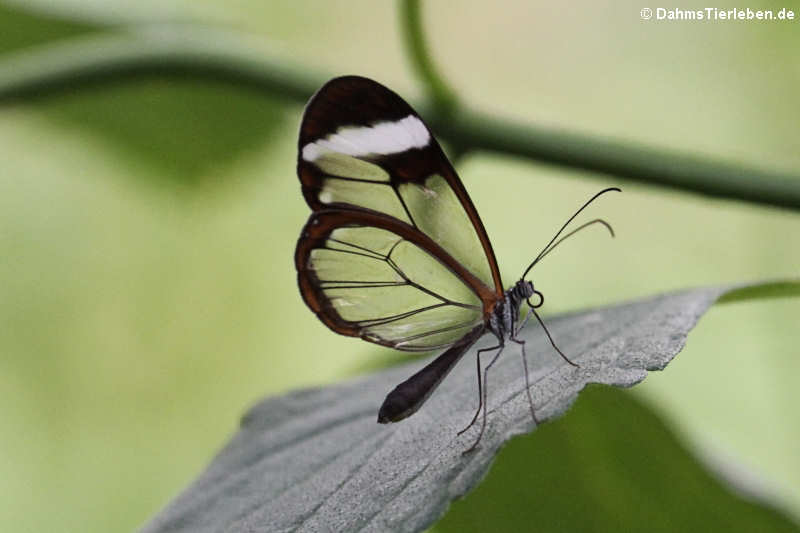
[534,218,614,264]
[521,187,620,280]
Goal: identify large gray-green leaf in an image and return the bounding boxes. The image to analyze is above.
[141,283,791,533]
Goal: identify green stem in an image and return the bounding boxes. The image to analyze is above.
[398,0,458,113]
[0,27,322,104]
[0,27,798,210]
[441,109,800,210]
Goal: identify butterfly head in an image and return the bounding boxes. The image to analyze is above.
[513,279,543,309]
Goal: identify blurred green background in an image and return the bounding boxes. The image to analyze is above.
[0,1,798,531]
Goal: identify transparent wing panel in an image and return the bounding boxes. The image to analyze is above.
[399,174,494,290]
[303,159,495,291]
[313,152,390,182]
[318,175,410,224]
[306,225,483,351]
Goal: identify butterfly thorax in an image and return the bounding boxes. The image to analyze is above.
[488,280,535,341]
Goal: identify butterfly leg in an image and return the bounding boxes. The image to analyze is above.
[531,309,580,367]
[457,343,501,437]
[463,343,505,454]
[518,301,579,368]
[510,336,540,425]
[515,305,533,336]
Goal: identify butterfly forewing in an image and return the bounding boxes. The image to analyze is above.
[297,76,503,298]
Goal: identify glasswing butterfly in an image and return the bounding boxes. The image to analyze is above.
[295,76,619,452]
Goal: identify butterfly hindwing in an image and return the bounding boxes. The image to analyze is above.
[296,209,488,351]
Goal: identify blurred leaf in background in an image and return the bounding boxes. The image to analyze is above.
[43,80,287,186]
[0,3,96,52]
[0,1,798,532]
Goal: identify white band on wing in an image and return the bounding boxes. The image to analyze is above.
[302,115,430,162]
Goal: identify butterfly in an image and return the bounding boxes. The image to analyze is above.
[294,76,619,452]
